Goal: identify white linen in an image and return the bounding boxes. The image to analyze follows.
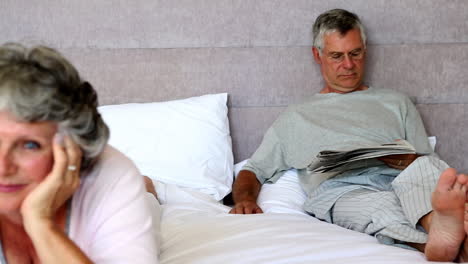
[98,93,234,201]
[157,182,449,264]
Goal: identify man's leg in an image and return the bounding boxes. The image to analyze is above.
[392,155,468,262]
[332,187,428,246]
[306,166,429,246]
[330,167,468,261]
[310,156,468,261]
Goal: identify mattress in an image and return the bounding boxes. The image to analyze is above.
[155,182,449,264]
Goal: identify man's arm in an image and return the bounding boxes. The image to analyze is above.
[378,153,420,170]
[378,95,434,170]
[229,170,263,214]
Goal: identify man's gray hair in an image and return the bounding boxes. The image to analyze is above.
[0,43,109,171]
[312,9,367,53]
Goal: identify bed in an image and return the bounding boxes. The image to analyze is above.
[97,92,459,264]
[4,1,467,263]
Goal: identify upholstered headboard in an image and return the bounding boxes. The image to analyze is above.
[2,1,467,171]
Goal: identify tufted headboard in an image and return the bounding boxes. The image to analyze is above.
[2,0,467,171]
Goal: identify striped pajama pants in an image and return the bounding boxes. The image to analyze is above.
[303,156,449,247]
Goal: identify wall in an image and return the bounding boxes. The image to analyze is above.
[2,0,467,170]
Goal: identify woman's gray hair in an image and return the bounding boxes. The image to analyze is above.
[312,9,367,54]
[0,43,109,171]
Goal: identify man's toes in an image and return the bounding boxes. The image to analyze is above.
[462,185,467,193]
[457,173,468,185]
[454,181,464,191]
[437,168,458,192]
[457,174,468,195]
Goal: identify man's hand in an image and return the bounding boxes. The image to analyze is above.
[229,170,263,214]
[229,200,263,214]
[378,153,420,170]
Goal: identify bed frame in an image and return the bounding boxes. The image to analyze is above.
[3,1,467,172]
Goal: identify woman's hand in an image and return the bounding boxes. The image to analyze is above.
[18,133,93,263]
[20,133,82,227]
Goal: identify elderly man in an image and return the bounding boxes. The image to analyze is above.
[230,9,468,262]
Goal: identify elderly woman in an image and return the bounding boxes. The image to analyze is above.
[0,43,159,263]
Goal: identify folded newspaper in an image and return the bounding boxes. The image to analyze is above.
[307,139,424,174]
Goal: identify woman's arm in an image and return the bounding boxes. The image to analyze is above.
[23,219,92,264]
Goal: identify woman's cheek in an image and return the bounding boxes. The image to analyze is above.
[25,154,54,181]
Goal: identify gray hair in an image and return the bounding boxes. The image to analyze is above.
[0,43,109,171]
[312,9,367,53]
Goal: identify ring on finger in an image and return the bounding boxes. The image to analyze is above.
[67,165,77,171]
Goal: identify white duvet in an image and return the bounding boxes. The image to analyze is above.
[154,182,450,264]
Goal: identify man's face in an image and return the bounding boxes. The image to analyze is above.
[313,28,366,94]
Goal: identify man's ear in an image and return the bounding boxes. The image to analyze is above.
[312,47,322,64]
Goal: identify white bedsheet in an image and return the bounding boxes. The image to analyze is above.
[155,182,451,264]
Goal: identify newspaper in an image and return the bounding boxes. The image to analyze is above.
[307,140,424,174]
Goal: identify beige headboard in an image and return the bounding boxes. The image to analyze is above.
[2,1,467,171]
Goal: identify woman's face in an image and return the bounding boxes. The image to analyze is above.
[0,111,57,215]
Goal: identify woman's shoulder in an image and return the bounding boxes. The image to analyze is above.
[97,145,134,166]
[77,145,142,195]
[68,145,157,262]
[89,145,139,176]
[70,144,145,224]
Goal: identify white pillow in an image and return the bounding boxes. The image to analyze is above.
[99,93,234,201]
[428,136,436,151]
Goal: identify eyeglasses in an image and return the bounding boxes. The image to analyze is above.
[326,48,365,63]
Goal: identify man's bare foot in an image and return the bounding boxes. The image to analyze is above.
[454,174,468,262]
[425,168,467,262]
